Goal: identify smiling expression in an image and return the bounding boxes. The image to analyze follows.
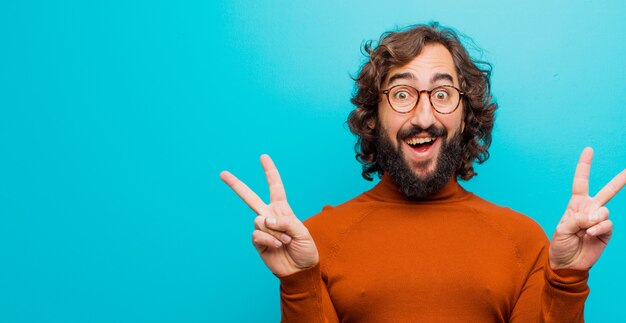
[378,43,465,180]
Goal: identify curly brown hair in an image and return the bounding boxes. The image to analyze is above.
[347,22,497,181]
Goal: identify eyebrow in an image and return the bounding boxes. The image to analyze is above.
[386,72,455,86]
[387,72,414,86]
[431,73,454,84]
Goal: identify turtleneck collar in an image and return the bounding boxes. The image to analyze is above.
[364,173,471,204]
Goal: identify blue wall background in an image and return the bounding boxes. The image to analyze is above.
[1,0,625,322]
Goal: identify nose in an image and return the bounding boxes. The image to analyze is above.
[409,91,436,128]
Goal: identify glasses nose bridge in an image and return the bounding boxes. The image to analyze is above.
[413,88,434,111]
[406,88,436,128]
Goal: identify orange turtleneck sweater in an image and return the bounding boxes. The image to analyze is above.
[279,175,589,322]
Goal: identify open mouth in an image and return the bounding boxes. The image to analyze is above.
[405,136,437,153]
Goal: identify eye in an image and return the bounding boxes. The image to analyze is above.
[394,90,410,101]
[391,87,415,102]
[433,89,450,101]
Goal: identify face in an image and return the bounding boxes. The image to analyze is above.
[377,43,465,197]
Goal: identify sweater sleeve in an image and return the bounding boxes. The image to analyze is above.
[510,253,589,322]
[499,206,589,322]
[279,263,339,323]
[540,264,589,322]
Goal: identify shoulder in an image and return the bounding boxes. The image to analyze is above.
[301,192,379,250]
[469,193,545,231]
[465,192,549,257]
[304,192,376,233]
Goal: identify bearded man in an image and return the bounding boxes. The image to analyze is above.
[220,23,626,322]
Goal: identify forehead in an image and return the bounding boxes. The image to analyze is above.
[384,43,459,87]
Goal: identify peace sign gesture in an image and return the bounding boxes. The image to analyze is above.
[549,147,626,270]
[220,155,319,277]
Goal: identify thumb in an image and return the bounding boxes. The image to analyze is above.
[556,207,608,237]
[265,215,310,240]
[555,214,582,236]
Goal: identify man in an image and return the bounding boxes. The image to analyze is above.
[220,23,625,322]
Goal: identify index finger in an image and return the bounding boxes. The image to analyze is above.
[260,154,287,202]
[572,147,593,196]
[220,170,267,214]
[594,168,626,206]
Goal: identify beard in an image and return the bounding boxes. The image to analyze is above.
[376,124,463,199]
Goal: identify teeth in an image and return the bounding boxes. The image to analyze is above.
[406,137,435,146]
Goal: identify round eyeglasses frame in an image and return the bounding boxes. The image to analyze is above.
[382,84,465,115]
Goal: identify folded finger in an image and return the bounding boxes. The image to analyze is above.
[254,216,292,244]
[587,219,613,240]
[265,215,307,241]
[252,229,283,250]
[586,206,609,227]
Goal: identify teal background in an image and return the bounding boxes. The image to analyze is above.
[1,0,625,322]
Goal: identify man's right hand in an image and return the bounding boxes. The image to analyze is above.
[220,154,319,277]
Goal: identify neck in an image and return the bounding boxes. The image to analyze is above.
[365,173,470,204]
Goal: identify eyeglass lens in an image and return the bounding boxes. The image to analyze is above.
[388,85,461,113]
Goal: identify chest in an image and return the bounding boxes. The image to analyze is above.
[323,207,525,322]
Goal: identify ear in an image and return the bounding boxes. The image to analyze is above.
[367,117,376,130]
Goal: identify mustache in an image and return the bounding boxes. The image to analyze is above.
[398,125,447,140]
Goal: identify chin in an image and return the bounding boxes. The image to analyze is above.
[408,159,438,179]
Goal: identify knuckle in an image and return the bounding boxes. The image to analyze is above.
[254,216,265,228]
[607,183,617,194]
[296,223,306,234]
[264,226,279,237]
[271,231,282,240]
[281,216,293,228]
[259,205,271,215]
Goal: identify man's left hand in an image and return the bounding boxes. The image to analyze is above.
[549,147,626,270]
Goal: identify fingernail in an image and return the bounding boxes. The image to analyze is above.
[280,233,292,244]
[589,214,597,222]
[266,217,276,226]
[274,240,282,248]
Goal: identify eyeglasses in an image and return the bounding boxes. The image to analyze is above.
[382,85,465,114]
